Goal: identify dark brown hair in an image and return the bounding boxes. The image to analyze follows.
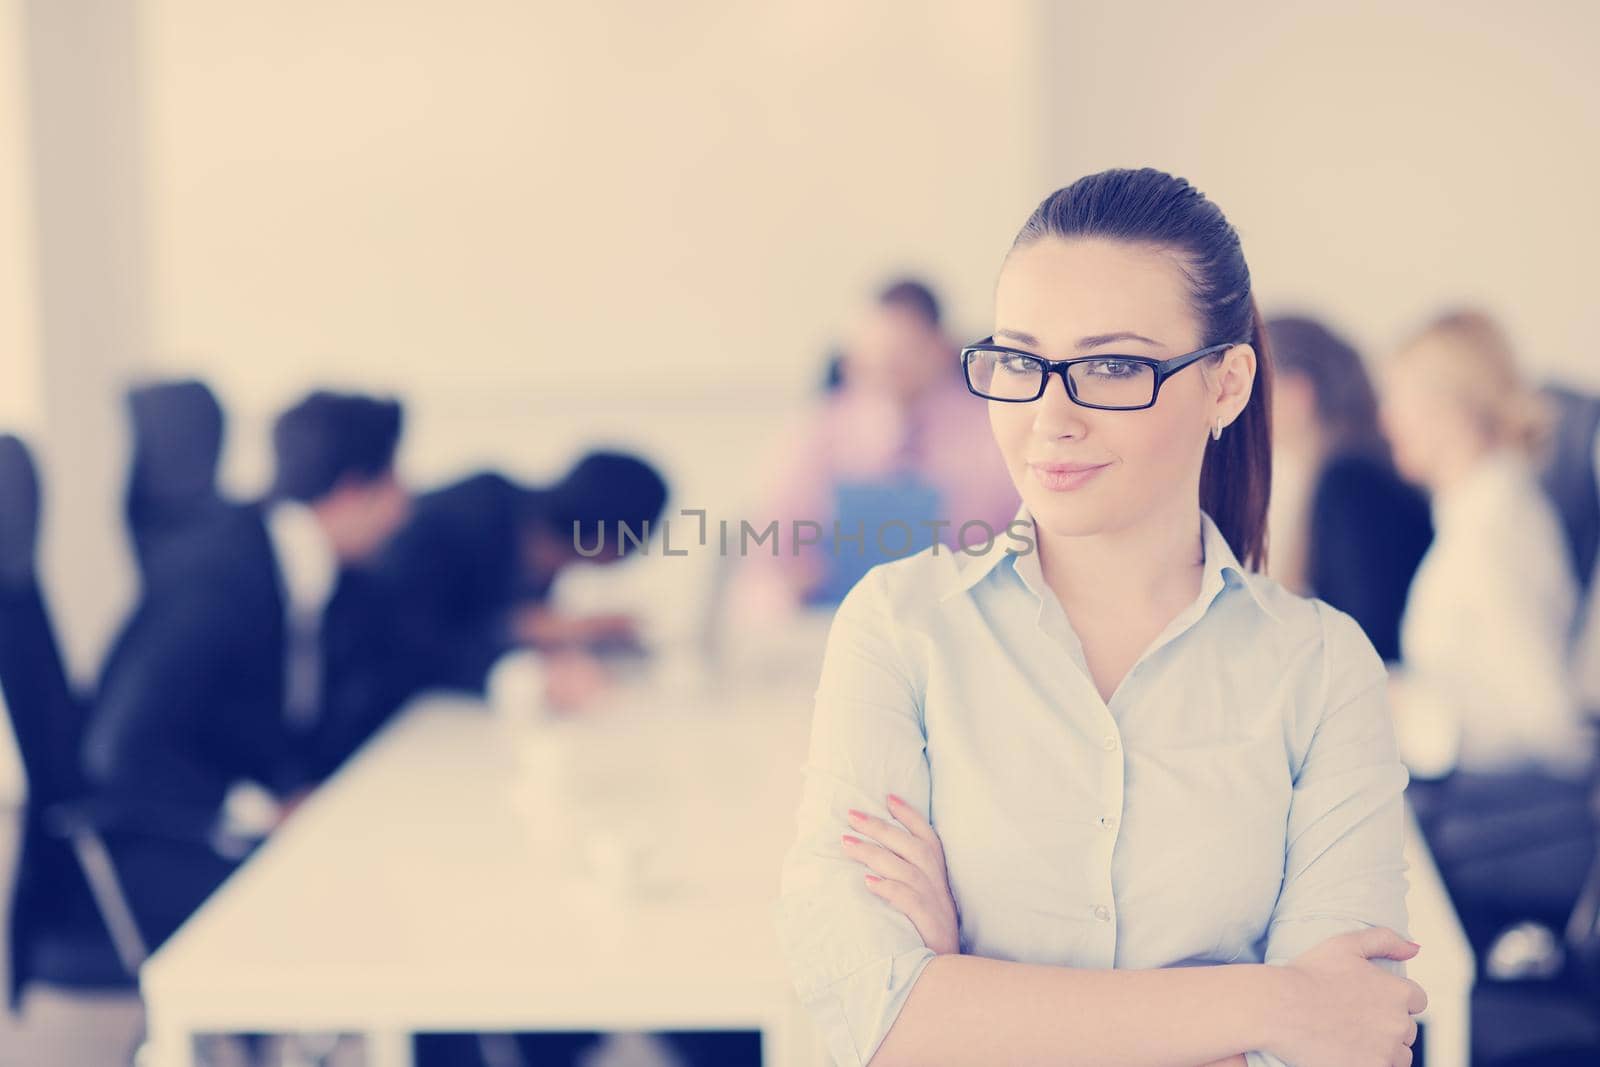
[1007,167,1274,571]
[270,390,405,504]
[1267,314,1387,460]
[876,276,942,329]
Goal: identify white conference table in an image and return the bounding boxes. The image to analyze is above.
[1401,801,1475,1067]
[140,650,1473,1067]
[141,671,831,1067]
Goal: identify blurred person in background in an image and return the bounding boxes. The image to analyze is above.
[1379,308,1597,956]
[373,450,668,707]
[392,460,754,1067]
[729,278,1020,622]
[1379,309,1590,779]
[1265,315,1433,662]
[80,390,412,950]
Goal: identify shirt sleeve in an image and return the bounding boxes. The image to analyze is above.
[1244,601,1413,1067]
[773,565,938,1067]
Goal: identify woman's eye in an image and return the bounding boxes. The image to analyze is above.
[1087,359,1136,378]
[997,354,1036,374]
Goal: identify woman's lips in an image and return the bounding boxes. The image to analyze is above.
[1028,461,1111,492]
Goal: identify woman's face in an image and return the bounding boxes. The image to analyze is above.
[843,302,948,401]
[987,236,1255,538]
[1378,340,1478,490]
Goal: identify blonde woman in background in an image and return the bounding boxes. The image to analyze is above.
[1378,309,1589,780]
[1379,308,1597,961]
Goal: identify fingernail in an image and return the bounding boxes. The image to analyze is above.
[864,874,881,884]
[1408,940,1421,949]
[846,809,865,821]
[887,794,903,806]
[841,834,860,845]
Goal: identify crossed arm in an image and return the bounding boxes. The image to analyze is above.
[839,795,1419,1067]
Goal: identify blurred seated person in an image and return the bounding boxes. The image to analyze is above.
[1379,309,1596,948]
[1265,315,1433,662]
[373,450,668,698]
[731,277,1019,620]
[81,391,412,950]
[1378,309,1590,779]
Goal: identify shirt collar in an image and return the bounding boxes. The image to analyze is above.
[939,499,1282,624]
[265,498,339,620]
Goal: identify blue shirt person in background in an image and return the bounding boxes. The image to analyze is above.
[775,168,1428,1067]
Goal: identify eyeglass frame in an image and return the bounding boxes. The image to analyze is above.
[959,337,1244,410]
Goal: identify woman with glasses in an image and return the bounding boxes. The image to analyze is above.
[776,168,1426,1066]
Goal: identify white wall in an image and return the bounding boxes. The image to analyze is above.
[15,0,1600,676]
[1041,0,1600,389]
[0,0,40,433]
[19,0,144,680]
[136,0,1045,505]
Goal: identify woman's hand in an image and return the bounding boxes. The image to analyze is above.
[840,793,961,956]
[1269,927,1427,1067]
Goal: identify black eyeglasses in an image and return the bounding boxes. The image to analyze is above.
[960,337,1241,410]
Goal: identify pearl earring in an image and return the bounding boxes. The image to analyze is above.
[1211,417,1224,442]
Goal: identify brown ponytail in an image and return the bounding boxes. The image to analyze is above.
[1200,294,1273,571]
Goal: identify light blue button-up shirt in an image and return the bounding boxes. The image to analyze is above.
[775,502,1411,1067]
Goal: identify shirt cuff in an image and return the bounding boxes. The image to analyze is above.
[800,945,938,1067]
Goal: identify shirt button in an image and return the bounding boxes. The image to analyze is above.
[1093,904,1112,922]
[1102,735,1119,752]
[1099,815,1118,831]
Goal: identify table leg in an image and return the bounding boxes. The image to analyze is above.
[137,1017,195,1067]
[363,1029,415,1067]
[1420,984,1471,1067]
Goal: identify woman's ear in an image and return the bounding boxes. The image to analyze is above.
[1212,343,1257,425]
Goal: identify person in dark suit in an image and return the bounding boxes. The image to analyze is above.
[81,391,413,950]
[1265,315,1433,663]
[374,451,669,695]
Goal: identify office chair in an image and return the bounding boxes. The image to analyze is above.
[1534,383,1600,602]
[124,379,229,580]
[1446,390,1600,1062]
[1532,381,1600,990]
[0,434,135,1011]
[0,436,222,1015]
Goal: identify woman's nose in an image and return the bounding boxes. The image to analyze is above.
[1032,370,1090,436]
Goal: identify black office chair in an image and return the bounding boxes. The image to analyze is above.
[6,435,336,1067]
[1535,384,1600,603]
[124,379,229,580]
[1532,382,1600,991]
[0,435,222,1015]
[1459,388,1600,1062]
